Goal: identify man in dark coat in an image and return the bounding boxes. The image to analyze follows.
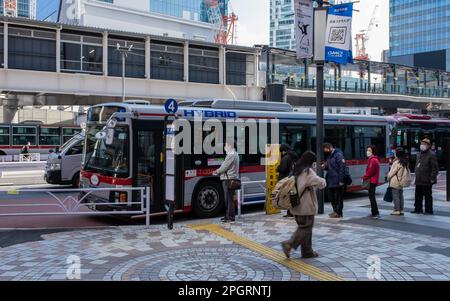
[322,142,346,218]
[412,138,439,215]
[277,144,298,218]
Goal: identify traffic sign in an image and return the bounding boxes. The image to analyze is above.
[165,99,178,114]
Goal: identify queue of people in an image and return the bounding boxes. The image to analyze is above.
[214,137,440,258]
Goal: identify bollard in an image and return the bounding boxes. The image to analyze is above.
[146,186,150,227]
[237,187,242,218]
[447,139,450,202]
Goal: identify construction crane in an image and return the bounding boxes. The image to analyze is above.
[205,0,238,45]
[355,4,379,60]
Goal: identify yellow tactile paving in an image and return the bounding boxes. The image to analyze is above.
[189,223,344,281]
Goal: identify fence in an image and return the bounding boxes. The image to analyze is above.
[237,180,267,218]
[19,153,41,162]
[0,186,152,227]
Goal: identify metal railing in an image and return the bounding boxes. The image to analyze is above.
[0,186,152,227]
[19,153,41,162]
[237,180,267,218]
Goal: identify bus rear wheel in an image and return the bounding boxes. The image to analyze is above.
[193,181,224,218]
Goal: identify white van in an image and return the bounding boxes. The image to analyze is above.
[45,132,85,187]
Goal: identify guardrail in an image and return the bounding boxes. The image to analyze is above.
[19,153,41,162]
[0,186,152,227]
[237,180,267,218]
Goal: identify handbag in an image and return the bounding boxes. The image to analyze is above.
[225,173,241,191]
[383,187,393,203]
[362,179,371,190]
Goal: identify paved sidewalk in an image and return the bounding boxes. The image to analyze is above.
[0,182,449,281]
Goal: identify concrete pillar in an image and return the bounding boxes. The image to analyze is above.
[184,41,189,82]
[3,23,8,69]
[145,37,151,79]
[254,53,259,87]
[56,27,61,72]
[219,46,225,85]
[2,98,19,123]
[102,31,108,76]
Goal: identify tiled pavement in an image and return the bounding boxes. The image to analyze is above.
[0,178,449,281]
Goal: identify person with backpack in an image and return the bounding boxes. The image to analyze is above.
[277,144,298,218]
[412,138,439,215]
[387,149,411,216]
[213,139,240,223]
[363,145,381,219]
[281,151,326,259]
[322,142,346,218]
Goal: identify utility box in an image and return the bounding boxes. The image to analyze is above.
[266,84,287,103]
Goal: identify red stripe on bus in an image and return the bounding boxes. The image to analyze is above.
[80,170,133,186]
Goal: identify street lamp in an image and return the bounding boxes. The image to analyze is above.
[116,43,134,102]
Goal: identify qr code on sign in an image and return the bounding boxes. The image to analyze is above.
[328,27,347,44]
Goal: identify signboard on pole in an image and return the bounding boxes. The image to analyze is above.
[265,144,281,215]
[324,3,354,65]
[295,0,313,59]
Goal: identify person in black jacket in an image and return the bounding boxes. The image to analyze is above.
[412,138,439,215]
[322,142,346,218]
[277,144,298,218]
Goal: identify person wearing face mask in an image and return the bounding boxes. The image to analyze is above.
[363,146,381,219]
[277,144,299,218]
[322,142,346,218]
[281,151,326,259]
[412,138,439,215]
[213,139,240,223]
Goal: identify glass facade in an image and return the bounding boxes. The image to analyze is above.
[390,0,450,57]
[1,0,32,18]
[149,0,227,23]
[270,0,335,50]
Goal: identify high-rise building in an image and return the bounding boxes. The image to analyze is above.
[0,0,35,19]
[389,0,450,71]
[54,0,227,42]
[270,0,334,50]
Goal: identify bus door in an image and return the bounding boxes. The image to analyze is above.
[132,121,165,213]
[163,117,184,219]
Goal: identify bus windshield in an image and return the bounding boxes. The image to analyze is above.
[83,125,129,178]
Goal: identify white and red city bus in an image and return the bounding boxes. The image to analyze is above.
[80,100,391,218]
[389,114,450,171]
[0,123,82,161]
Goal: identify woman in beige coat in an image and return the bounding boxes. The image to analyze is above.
[281,151,327,259]
[387,149,410,216]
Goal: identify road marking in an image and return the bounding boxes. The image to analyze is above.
[189,223,344,281]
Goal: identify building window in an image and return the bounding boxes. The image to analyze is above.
[226,52,248,86]
[108,38,145,78]
[189,46,219,84]
[8,27,56,72]
[61,33,103,74]
[150,42,184,81]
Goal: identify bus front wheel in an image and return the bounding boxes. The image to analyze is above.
[193,181,224,218]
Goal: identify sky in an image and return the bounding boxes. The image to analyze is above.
[232,0,389,61]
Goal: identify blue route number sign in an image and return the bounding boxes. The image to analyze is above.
[165,99,178,114]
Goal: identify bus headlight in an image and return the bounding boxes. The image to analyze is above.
[49,163,61,171]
